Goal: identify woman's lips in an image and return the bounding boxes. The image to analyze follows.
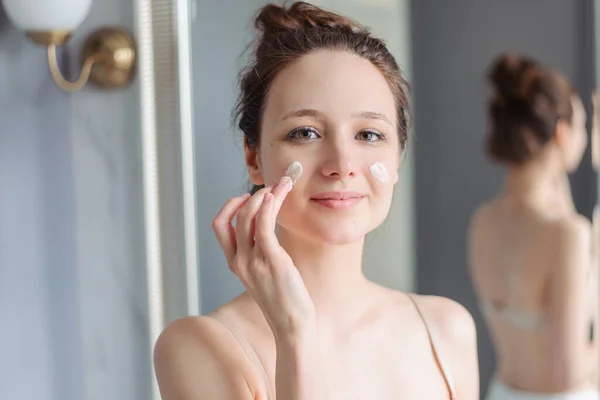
[310,191,366,209]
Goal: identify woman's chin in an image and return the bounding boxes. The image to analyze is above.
[302,221,369,246]
[277,207,386,245]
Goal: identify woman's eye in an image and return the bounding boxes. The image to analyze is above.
[288,127,320,141]
[357,130,385,142]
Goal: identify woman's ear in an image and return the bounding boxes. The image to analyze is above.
[554,119,571,151]
[244,136,265,186]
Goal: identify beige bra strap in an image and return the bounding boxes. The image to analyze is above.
[407,294,457,400]
[209,312,274,400]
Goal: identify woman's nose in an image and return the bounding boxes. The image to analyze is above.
[320,141,356,179]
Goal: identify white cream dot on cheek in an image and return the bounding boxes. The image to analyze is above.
[284,161,303,184]
[369,162,389,183]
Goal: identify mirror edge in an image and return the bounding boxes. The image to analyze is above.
[134,0,199,398]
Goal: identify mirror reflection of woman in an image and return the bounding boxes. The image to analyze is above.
[593,90,600,393]
[468,54,599,400]
[153,2,480,399]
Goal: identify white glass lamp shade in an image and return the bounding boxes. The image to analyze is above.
[2,0,92,31]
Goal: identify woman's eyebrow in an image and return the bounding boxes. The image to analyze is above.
[281,109,392,126]
[352,111,392,126]
[281,108,325,121]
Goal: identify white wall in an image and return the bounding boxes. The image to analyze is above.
[68,2,151,399]
[0,31,71,398]
[0,0,151,399]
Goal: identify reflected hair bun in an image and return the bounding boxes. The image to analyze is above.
[486,53,574,164]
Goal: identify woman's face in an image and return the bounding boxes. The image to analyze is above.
[564,95,588,172]
[246,50,401,245]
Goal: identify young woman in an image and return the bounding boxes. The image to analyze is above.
[469,54,599,400]
[155,2,479,399]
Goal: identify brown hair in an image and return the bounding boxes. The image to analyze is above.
[486,53,575,165]
[234,1,410,193]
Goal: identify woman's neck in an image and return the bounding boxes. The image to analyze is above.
[275,226,372,324]
[503,158,572,213]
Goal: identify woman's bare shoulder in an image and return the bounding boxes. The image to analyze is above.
[154,315,232,357]
[540,214,591,257]
[153,315,256,400]
[412,294,480,399]
[467,202,499,242]
[470,199,504,223]
[413,295,477,346]
[542,214,592,272]
[546,213,591,238]
[378,289,476,342]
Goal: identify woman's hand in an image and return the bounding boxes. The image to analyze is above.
[212,176,316,340]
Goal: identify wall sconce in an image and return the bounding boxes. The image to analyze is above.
[1,0,136,92]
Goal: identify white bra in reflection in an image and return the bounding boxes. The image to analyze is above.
[480,263,597,333]
[479,301,546,330]
[479,264,547,330]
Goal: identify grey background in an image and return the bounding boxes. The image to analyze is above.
[410,0,596,396]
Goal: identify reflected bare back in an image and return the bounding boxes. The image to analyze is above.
[469,197,598,393]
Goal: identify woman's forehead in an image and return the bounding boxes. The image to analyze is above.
[264,50,397,122]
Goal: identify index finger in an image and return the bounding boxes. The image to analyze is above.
[271,176,293,223]
[212,193,251,265]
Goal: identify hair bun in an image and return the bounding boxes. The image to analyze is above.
[485,53,575,165]
[255,2,364,35]
[488,53,543,104]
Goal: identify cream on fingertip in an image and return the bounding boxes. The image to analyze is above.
[279,176,293,192]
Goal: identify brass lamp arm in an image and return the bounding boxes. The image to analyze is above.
[47,44,103,92]
[25,27,136,92]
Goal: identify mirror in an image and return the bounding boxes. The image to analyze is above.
[412,2,598,398]
[151,1,600,399]
[155,1,600,399]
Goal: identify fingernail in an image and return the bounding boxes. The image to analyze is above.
[279,176,293,192]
